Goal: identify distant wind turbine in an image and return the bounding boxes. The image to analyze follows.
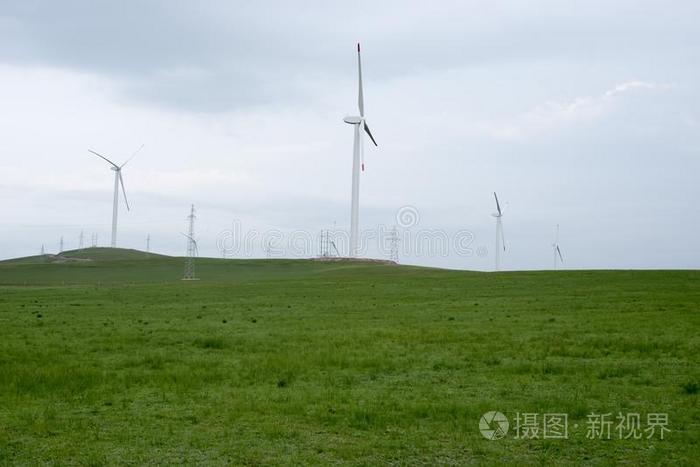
[343,43,378,257]
[88,145,143,247]
[552,224,564,269]
[492,192,506,271]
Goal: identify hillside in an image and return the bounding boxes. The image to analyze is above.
[0,247,169,264]
[0,248,421,285]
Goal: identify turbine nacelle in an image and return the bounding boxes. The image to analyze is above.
[343,116,362,125]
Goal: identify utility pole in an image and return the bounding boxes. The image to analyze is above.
[182,205,198,280]
[319,227,340,258]
[320,229,329,257]
[389,225,400,263]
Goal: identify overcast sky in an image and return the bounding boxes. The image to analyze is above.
[1,0,698,270]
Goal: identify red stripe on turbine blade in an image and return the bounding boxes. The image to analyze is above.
[362,163,365,171]
[357,43,360,52]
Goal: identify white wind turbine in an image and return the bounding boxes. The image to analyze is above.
[88,145,143,248]
[492,192,506,271]
[343,43,378,257]
[552,224,564,269]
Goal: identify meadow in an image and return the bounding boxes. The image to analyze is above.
[0,248,698,465]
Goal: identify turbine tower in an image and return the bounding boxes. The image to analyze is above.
[552,224,564,269]
[88,144,143,247]
[182,204,199,280]
[491,192,506,271]
[343,43,378,257]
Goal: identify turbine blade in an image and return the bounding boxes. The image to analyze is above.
[120,143,144,168]
[180,232,198,251]
[357,43,364,117]
[363,121,377,146]
[331,240,340,257]
[360,125,365,171]
[88,149,119,168]
[494,192,502,216]
[118,172,130,211]
[557,245,563,262]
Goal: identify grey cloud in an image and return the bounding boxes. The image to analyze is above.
[2,1,699,113]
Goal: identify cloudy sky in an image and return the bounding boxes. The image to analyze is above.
[1,0,698,270]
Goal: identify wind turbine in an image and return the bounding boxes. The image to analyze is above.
[552,224,564,269]
[343,43,378,257]
[88,144,143,248]
[492,192,506,271]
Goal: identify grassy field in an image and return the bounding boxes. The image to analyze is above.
[0,248,698,465]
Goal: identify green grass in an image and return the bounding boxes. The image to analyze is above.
[0,248,698,464]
